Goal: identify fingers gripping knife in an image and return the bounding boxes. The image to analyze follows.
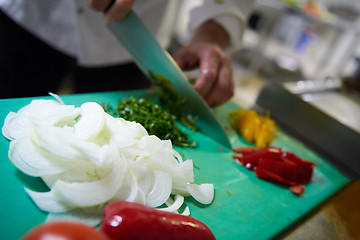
[107,10,231,149]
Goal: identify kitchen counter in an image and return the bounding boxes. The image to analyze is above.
[281,180,360,240]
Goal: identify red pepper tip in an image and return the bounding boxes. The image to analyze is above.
[290,185,306,195]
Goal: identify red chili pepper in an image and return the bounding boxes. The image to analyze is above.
[232,146,315,195]
[232,155,243,165]
[100,201,216,240]
[290,185,306,195]
[232,146,258,155]
[296,161,314,184]
[281,151,316,167]
[232,155,254,169]
[255,158,313,186]
[237,146,282,169]
[255,158,298,186]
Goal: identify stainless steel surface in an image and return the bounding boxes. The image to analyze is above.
[283,78,342,94]
[255,82,360,179]
[282,77,360,134]
[301,91,360,134]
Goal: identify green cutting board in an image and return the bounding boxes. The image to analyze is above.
[0,91,349,240]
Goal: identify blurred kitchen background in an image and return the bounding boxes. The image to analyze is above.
[227,0,360,181]
[238,0,360,81]
[173,0,360,180]
[230,0,360,108]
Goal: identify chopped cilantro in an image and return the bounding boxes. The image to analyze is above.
[103,97,196,148]
[102,71,198,148]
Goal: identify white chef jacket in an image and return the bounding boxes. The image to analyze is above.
[0,0,254,67]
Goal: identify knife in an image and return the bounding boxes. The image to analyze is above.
[107,10,231,149]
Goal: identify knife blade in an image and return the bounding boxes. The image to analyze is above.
[107,10,231,149]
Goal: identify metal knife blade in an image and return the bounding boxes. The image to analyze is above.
[107,11,231,149]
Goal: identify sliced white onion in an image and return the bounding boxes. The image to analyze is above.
[105,115,138,148]
[125,119,149,139]
[49,92,65,105]
[32,125,84,161]
[71,140,102,166]
[169,160,194,187]
[46,207,103,226]
[51,148,126,207]
[181,206,190,216]
[171,185,190,196]
[9,139,68,177]
[2,96,215,226]
[25,188,73,213]
[160,195,184,213]
[128,162,153,195]
[28,100,80,126]
[74,102,105,140]
[146,170,172,207]
[111,169,146,205]
[42,175,60,188]
[2,112,34,140]
[186,183,214,205]
[172,148,183,163]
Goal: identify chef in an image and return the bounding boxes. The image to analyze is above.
[0,0,253,106]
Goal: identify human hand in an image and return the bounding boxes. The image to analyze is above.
[173,43,233,107]
[88,0,135,23]
[173,21,234,107]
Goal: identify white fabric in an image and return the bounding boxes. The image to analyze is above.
[0,0,253,67]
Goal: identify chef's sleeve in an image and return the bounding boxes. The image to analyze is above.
[182,0,255,49]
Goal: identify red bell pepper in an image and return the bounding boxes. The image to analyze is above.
[100,201,216,240]
[233,146,282,169]
[255,158,298,185]
[295,161,314,184]
[232,146,315,195]
[290,185,306,195]
[232,146,258,155]
[281,151,316,167]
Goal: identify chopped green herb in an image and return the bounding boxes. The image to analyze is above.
[148,71,197,131]
[188,78,196,85]
[102,72,198,148]
[103,97,196,148]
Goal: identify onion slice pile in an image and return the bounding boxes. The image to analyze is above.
[1,95,214,225]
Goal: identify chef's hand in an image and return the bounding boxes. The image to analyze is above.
[88,0,134,23]
[173,20,234,107]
